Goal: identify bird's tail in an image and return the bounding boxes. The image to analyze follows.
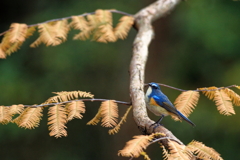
[176,111,196,127]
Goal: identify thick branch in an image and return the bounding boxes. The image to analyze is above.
[129,0,191,149]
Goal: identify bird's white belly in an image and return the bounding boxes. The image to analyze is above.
[147,104,169,116]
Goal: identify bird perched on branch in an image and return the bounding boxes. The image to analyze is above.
[145,82,195,127]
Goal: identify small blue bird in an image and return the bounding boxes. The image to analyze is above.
[145,82,195,127]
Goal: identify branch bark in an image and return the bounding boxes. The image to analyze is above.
[129,0,196,153]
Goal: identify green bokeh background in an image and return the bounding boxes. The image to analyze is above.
[1,0,240,159]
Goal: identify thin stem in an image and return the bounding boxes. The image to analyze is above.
[144,83,238,92]
[4,98,131,108]
[150,137,174,144]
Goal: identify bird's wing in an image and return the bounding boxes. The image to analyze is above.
[152,95,179,115]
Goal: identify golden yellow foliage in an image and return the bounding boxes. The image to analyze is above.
[71,16,91,40]
[44,90,94,104]
[86,107,102,125]
[167,140,192,160]
[0,106,11,124]
[30,20,69,47]
[118,135,150,158]
[48,104,67,138]
[94,10,116,42]
[174,91,199,118]
[114,16,134,39]
[0,104,25,124]
[186,140,223,160]
[0,23,28,57]
[199,87,218,100]
[8,23,28,43]
[54,19,69,43]
[100,100,118,128]
[161,145,169,160]
[9,104,25,115]
[214,90,235,116]
[66,101,85,121]
[14,107,43,129]
[0,9,134,58]
[108,105,132,135]
[223,88,240,106]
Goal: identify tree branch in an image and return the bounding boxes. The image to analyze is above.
[129,0,195,154]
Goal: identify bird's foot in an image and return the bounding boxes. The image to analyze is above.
[150,122,163,132]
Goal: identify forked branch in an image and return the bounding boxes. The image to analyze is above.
[129,0,187,151]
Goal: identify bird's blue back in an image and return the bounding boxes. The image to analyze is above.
[148,86,179,115]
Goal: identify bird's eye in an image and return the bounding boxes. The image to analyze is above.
[153,85,158,89]
[149,83,159,89]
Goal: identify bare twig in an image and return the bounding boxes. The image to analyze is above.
[3,98,131,108]
[150,137,174,144]
[144,83,238,92]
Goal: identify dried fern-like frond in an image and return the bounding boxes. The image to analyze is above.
[94,10,116,43]
[53,19,69,44]
[214,90,235,115]
[174,91,199,118]
[66,101,85,121]
[186,140,223,160]
[114,16,134,39]
[44,90,94,104]
[222,88,240,106]
[7,23,28,43]
[95,9,112,24]
[53,90,94,98]
[5,41,24,55]
[167,140,192,160]
[198,87,218,100]
[96,24,116,42]
[100,100,118,128]
[14,107,43,129]
[108,105,132,135]
[161,145,169,160]
[9,104,24,115]
[86,107,102,125]
[86,10,116,43]
[118,135,150,158]
[30,23,56,47]
[87,14,99,31]
[0,25,26,56]
[0,106,11,124]
[30,21,69,47]
[72,16,91,40]
[48,104,67,138]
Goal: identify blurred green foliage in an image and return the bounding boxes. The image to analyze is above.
[0,0,240,159]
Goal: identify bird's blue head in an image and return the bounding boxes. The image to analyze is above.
[146,82,161,98]
[148,82,161,90]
